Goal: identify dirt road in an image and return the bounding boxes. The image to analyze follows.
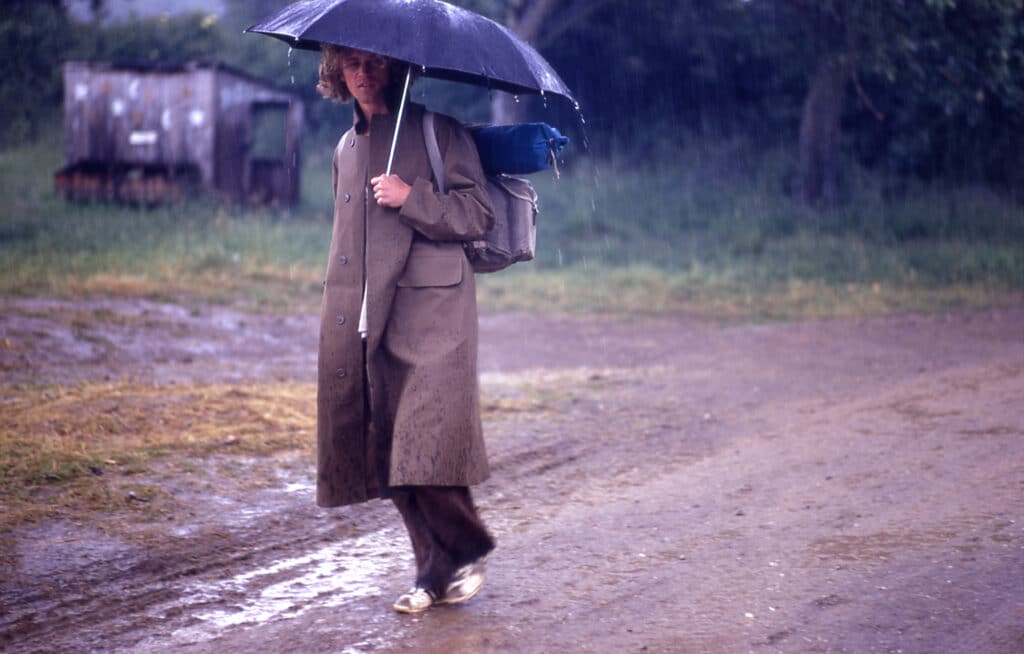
[2,299,1022,653]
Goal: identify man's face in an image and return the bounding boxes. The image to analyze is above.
[341,50,392,110]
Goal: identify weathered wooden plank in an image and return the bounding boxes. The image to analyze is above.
[59,61,303,206]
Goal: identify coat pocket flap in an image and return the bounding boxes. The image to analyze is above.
[397,254,464,288]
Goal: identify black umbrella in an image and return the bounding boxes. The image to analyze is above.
[246,0,575,102]
[246,0,576,172]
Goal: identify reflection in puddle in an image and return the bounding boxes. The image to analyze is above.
[283,481,310,494]
[170,527,410,644]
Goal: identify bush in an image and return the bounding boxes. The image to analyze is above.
[0,2,70,146]
[531,138,1024,288]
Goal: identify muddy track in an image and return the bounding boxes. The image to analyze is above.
[1,299,1023,653]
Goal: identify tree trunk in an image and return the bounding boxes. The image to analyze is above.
[798,57,847,206]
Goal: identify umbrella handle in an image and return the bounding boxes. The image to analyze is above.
[385,67,413,176]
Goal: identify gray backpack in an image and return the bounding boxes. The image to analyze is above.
[422,112,538,273]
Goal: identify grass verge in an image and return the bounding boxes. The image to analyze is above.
[477,266,1024,322]
[0,380,316,530]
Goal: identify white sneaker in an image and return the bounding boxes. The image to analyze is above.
[392,587,437,614]
[438,561,485,605]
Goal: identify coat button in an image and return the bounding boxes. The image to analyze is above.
[338,255,348,265]
[335,368,346,379]
[343,192,351,203]
[335,314,346,325]
[349,138,355,148]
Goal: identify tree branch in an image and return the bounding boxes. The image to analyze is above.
[536,0,619,49]
[509,0,559,43]
[851,65,885,122]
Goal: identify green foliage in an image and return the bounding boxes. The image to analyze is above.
[533,0,812,162]
[0,1,72,145]
[72,11,225,64]
[2,0,1023,212]
[517,0,1024,191]
[780,0,1024,184]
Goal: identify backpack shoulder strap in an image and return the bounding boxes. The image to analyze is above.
[421,111,446,194]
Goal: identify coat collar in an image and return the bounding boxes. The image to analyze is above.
[352,100,425,136]
[352,101,372,134]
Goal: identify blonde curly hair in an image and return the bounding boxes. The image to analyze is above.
[317,44,410,108]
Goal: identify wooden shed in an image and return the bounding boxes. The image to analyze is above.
[56,61,304,206]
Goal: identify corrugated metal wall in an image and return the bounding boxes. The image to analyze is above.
[58,61,302,206]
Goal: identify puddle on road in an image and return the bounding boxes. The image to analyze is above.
[166,526,411,647]
[283,481,310,494]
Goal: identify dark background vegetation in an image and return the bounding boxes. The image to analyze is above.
[6,0,1024,196]
[1,0,1023,315]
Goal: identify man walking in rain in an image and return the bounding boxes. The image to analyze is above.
[314,44,497,614]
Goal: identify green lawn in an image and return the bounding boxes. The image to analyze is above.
[3,127,1022,319]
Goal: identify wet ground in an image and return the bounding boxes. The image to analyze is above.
[1,297,1023,653]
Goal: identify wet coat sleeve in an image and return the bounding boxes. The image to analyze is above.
[399,116,496,242]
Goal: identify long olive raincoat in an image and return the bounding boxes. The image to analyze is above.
[316,102,496,507]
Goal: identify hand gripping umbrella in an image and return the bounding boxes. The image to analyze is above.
[246,0,575,173]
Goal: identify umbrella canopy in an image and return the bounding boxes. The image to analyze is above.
[246,0,575,103]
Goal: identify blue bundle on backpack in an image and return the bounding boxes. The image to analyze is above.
[469,123,570,176]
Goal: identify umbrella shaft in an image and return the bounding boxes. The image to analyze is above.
[385,68,413,176]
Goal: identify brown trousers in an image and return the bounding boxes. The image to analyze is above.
[390,486,495,595]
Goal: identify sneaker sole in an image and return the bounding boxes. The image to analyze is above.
[392,602,432,614]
